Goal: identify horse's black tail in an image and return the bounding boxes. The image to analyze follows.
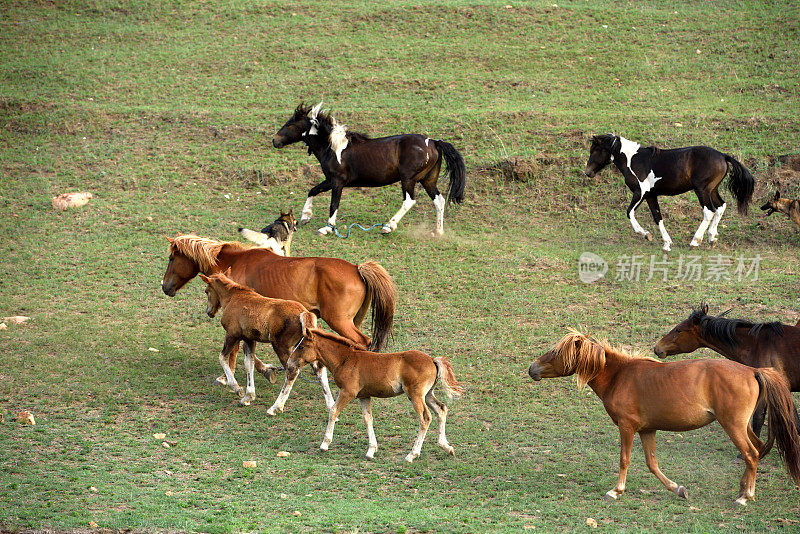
[724,154,755,216]
[435,140,466,204]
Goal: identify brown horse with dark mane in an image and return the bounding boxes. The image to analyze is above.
[654,304,800,448]
[286,320,465,462]
[162,235,396,380]
[529,330,800,505]
[199,270,334,413]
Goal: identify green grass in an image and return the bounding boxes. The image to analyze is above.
[1,0,800,532]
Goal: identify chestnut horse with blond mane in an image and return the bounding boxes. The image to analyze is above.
[162,235,396,382]
[528,330,800,506]
[286,321,465,463]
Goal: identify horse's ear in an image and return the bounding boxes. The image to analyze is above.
[166,236,175,244]
[701,303,709,315]
[224,267,232,277]
[299,311,317,337]
[287,208,293,216]
[198,273,210,284]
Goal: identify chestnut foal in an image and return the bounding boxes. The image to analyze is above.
[529,330,800,505]
[287,321,465,462]
[200,271,334,413]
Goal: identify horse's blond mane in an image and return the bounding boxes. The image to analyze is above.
[554,329,645,388]
[170,234,250,271]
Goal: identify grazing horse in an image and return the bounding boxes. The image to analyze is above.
[584,134,755,251]
[161,235,397,381]
[286,321,464,462]
[199,271,334,413]
[654,304,800,449]
[528,330,800,505]
[272,102,466,236]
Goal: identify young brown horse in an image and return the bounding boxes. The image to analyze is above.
[200,271,334,413]
[161,235,396,382]
[584,134,754,251]
[272,102,466,236]
[528,330,800,505]
[654,304,800,446]
[287,323,464,462]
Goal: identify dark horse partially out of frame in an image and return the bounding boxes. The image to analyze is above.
[584,134,755,251]
[272,102,466,236]
[654,304,800,453]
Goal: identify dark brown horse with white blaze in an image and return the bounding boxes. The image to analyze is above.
[286,321,465,462]
[654,305,800,450]
[584,134,755,251]
[272,102,466,236]
[161,235,396,380]
[528,330,800,505]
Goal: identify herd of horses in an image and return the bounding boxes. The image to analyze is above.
[160,103,799,506]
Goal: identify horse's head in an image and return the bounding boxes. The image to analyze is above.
[272,102,323,148]
[198,273,222,317]
[584,134,617,177]
[286,313,321,370]
[162,237,200,296]
[529,330,605,386]
[653,305,707,358]
[760,190,782,217]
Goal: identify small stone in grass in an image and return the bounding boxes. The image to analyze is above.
[148,347,159,352]
[293,511,302,517]
[89,486,98,493]
[153,433,166,440]
[0,323,6,330]
[88,521,98,528]
[280,493,288,499]
[165,490,173,496]
[242,460,257,468]
[586,518,598,528]
[3,316,30,324]
[277,451,290,458]
[16,411,35,425]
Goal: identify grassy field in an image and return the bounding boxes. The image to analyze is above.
[2,0,800,532]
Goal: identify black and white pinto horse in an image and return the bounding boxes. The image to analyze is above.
[272,102,466,236]
[584,134,755,251]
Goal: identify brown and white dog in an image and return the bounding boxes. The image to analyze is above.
[761,191,800,231]
[238,209,298,256]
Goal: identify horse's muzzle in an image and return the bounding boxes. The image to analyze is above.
[653,345,666,359]
[162,282,177,297]
[584,167,596,178]
[528,363,542,381]
[272,137,283,148]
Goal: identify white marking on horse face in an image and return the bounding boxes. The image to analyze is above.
[308,123,318,136]
[425,137,431,146]
[618,136,641,178]
[330,121,348,164]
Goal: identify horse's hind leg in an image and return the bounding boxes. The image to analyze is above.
[239,340,257,406]
[425,390,454,455]
[706,190,727,244]
[359,398,379,459]
[605,425,634,500]
[690,191,716,247]
[217,336,243,396]
[720,420,759,505]
[405,392,432,463]
[382,182,417,234]
[645,197,672,252]
[639,430,687,498]
[420,163,446,236]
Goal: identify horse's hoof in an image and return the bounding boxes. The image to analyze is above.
[604,490,619,501]
[381,225,393,234]
[365,451,376,460]
[734,497,748,507]
[645,233,653,242]
[690,239,701,247]
[405,454,416,463]
[677,486,688,499]
[447,446,455,456]
[266,407,277,416]
[320,443,329,452]
[662,244,672,252]
[214,376,228,387]
[260,367,278,384]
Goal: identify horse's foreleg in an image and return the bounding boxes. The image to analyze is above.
[318,185,343,235]
[605,425,634,500]
[216,342,239,387]
[239,340,256,406]
[359,398,379,459]
[645,197,672,252]
[626,192,651,241]
[640,430,687,498]
[218,336,242,395]
[320,390,354,452]
[382,188,417,234]
[302,180,332,224]
[405,393,432,463]
[314,362,335,411]
[426,391,454,455]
